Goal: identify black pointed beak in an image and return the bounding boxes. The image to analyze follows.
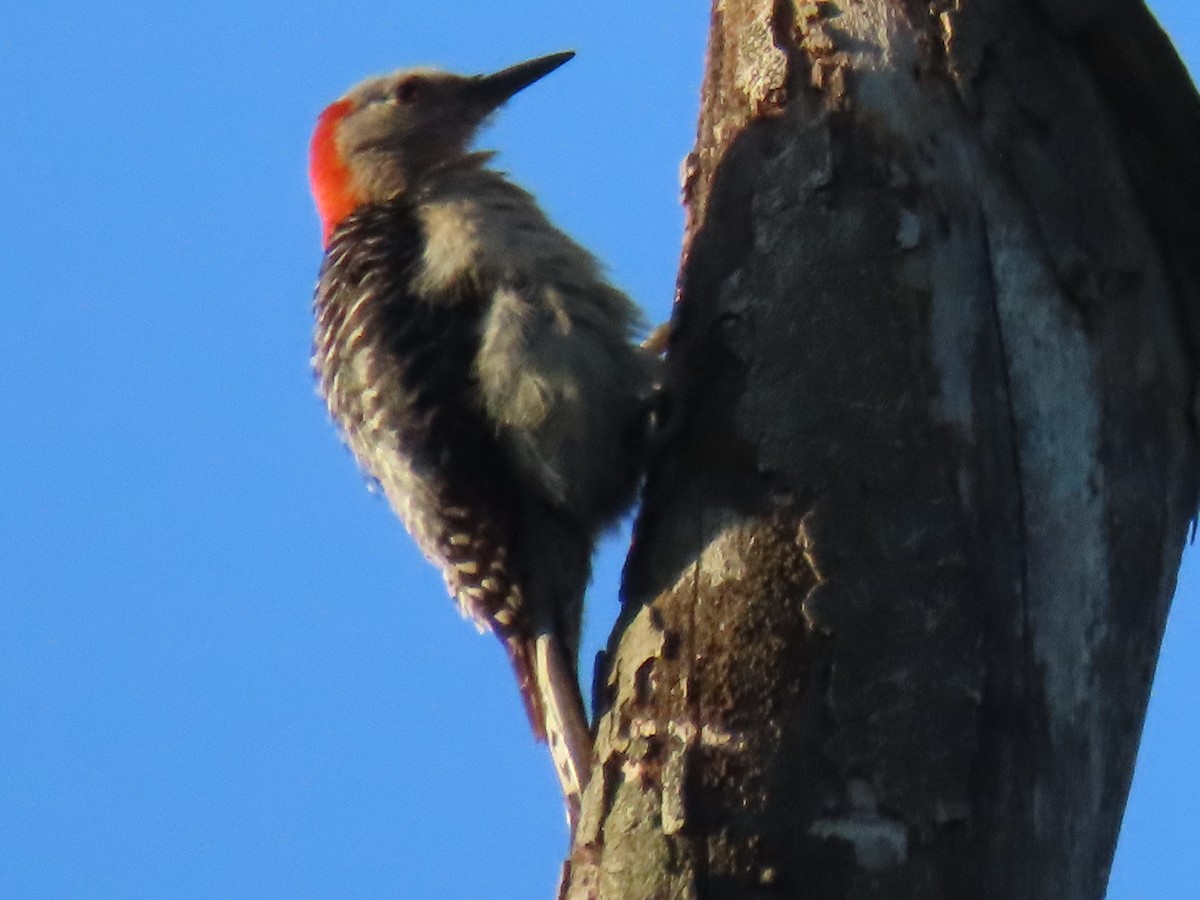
[470,51,575,110]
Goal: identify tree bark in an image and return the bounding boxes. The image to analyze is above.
[563,1,1200,898]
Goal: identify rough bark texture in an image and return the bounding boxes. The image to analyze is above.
[563,1,1200,898]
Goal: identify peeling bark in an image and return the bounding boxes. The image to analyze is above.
[563,1,1200,897]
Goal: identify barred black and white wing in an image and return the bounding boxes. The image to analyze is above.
[311,200,591,823]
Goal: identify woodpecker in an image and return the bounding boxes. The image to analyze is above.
[308,51,658,825]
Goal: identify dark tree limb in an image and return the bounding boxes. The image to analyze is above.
[564,1,1200,897]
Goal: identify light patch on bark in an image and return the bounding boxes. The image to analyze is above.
[895,209,922,250]
[982,203,1111,869]
[625,717,744,750]
[693,513,757,586]
[983,207,1108,709]
[809,814,908,871]
[811,775,908,870]
[661,738,688,835]
[723,0,788,115]
[826,0,921,94]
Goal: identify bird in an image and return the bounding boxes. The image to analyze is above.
[307,51,659,826]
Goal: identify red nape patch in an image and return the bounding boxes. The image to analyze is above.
[309,99,361,246]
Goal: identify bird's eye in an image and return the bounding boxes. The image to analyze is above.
[395,79,421,103]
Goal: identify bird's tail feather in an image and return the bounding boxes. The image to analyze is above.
[535,633,592,829]
[503,633,591,829]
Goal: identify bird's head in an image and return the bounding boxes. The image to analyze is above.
[309,50,575,245]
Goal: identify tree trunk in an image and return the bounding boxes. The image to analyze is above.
[563,1,1200,898]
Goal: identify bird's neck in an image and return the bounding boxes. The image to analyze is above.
[312,142,497,247]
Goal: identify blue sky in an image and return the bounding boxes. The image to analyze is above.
[0,3,1195,897]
